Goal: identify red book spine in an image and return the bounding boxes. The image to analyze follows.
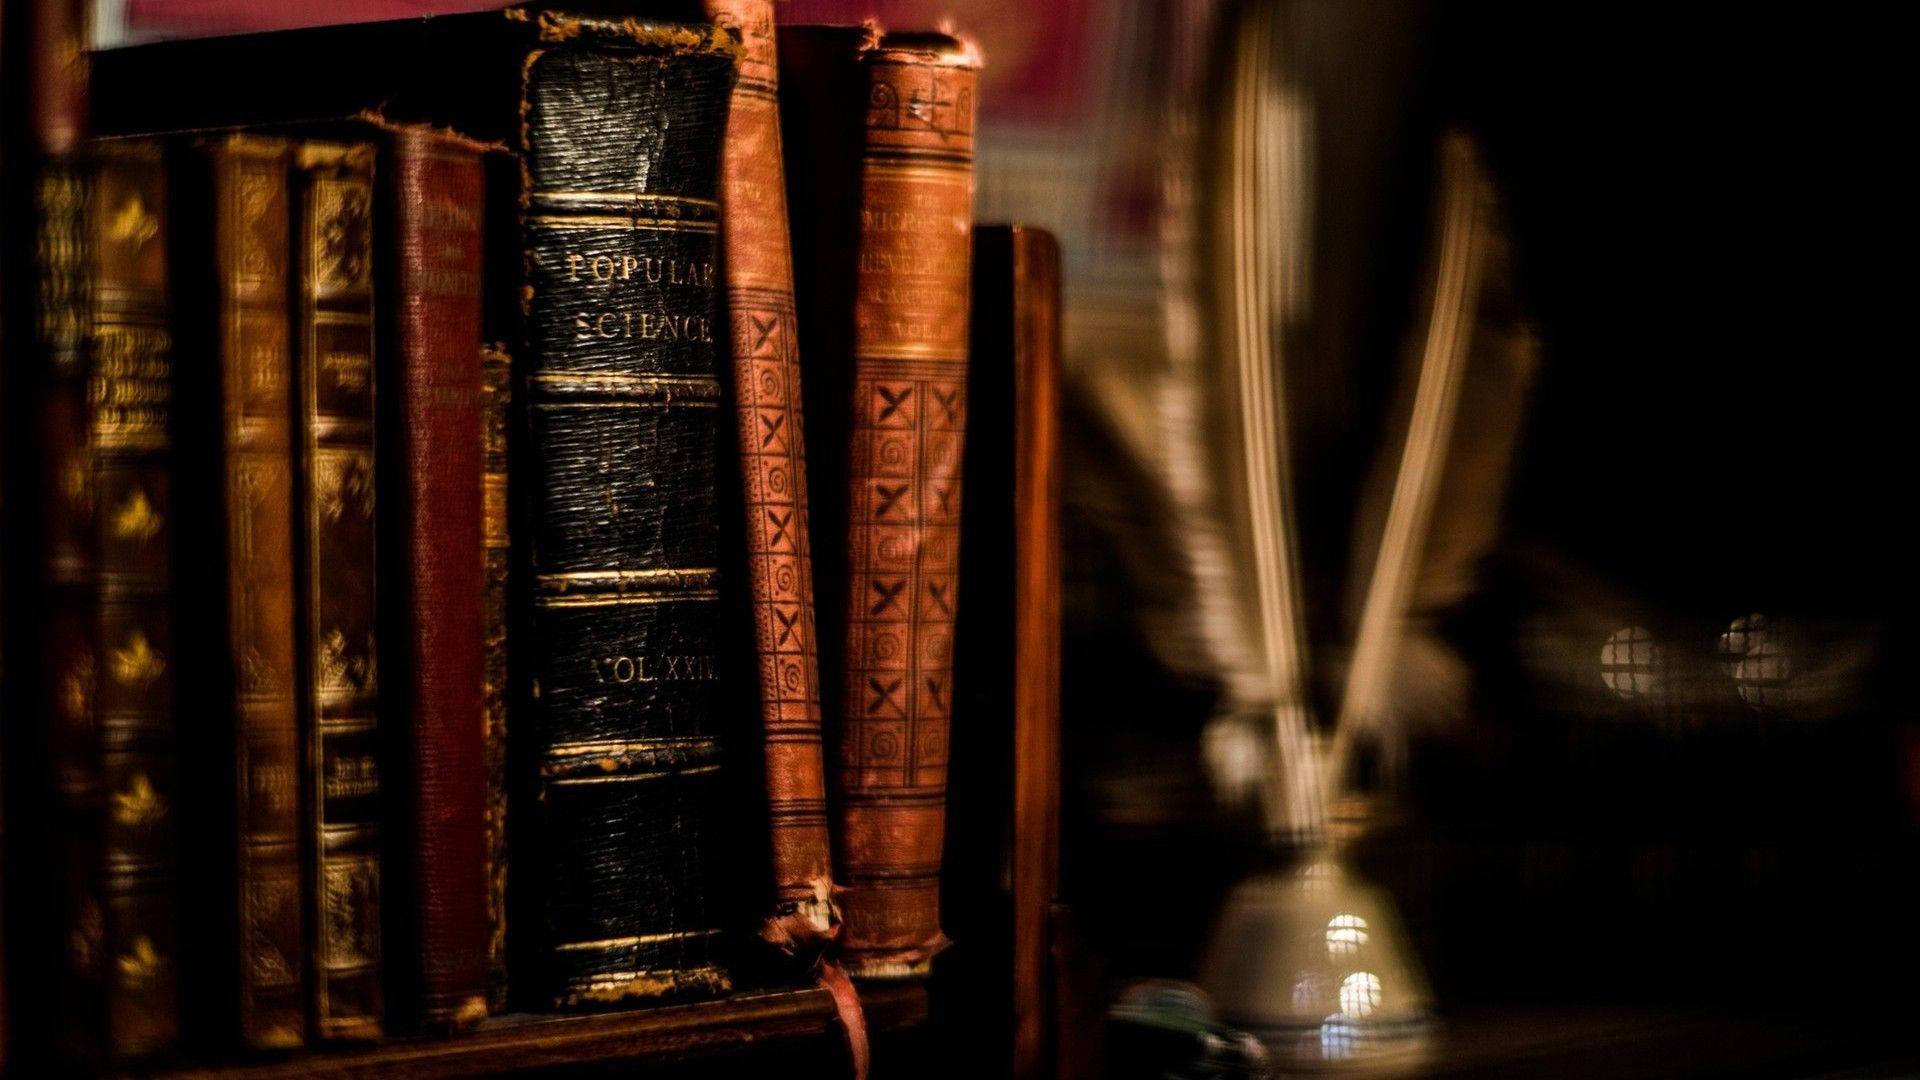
[385,127,488,1030]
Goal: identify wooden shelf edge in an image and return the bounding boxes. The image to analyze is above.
[143,983,927,1079]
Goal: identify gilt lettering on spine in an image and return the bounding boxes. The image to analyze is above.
[514,13,741,1007]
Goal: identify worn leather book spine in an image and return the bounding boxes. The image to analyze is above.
[380,126,489,1031]
[291,140,383,1041]
[88,140,182,1061]
[481,342,511,1013]
[834,32,980,978]
[514,12,739,1008]
[776,33,871,896]
[13,2,97,1066]
[208,135,307,1050]
[35,147,106,1064]
[35,140,183,1064]
[705,0,836,941]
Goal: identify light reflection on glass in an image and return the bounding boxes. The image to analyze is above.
[1600,625,1662,698]
[1720,613,1791,708]
[1326,913,1369,957]
[1300,860,1340,895]
[1320,1013,1358,1060]
[1339,971,1383,1017]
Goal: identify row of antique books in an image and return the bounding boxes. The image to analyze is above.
[0,3,1051,1068]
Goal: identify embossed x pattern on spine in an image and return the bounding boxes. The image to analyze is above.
[706,0,835,932]
[836,39,978,977]
[517,17,741,1007]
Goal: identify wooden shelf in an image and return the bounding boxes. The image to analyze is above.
[148,984,925,1079]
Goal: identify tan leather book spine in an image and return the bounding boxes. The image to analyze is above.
[209,134,307,1050]
[705,0,836,941]
[292,140,383,1041]
[481,342,510,1013]
[835,32,979,978]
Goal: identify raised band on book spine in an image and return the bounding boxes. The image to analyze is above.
[514,13,741,1008]
[705,0,837,943]
[293,140,384,1041]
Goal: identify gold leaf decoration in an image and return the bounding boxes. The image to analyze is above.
[112,487,163,542]
[317,628,352,692]
[108,194,160,250]
[315,456,373,522]
[70,898,104,972]
[62,456,91,504]
[320,186,372,287]
[111,630,166,687]
[60,652,96,722]
[316,629,376,694]
[112,772,169,827]
[116,936,167,990]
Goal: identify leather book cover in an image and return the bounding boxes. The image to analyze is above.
[515,13,740,1008]
[783,27,981,980]
[202,134,307,1051]
[13,7,104,1048]
[374,124,489,1032]
[705,0,837,947]
[26,137,181,1064]
[88,140,182,1062]
[291,139,384,1041]
[776,25,872,974]
[481,341,511,1014]
[32,146,107,1064]
[0,1,97,1065]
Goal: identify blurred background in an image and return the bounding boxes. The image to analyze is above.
[105,0,1920,1060]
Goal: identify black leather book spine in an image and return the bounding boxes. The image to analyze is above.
[513,13,740,1008]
